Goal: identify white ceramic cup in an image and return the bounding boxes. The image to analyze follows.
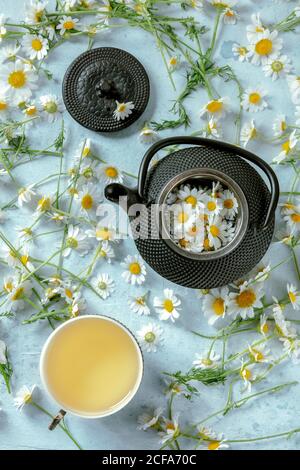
[40,315,143,423]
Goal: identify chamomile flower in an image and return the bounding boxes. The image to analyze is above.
[272,114,288,137]
[0,43,20,63]
[98,165,124,184]
[22,34,49,61]
[177,185,204,208]
[56,15,80,35]
[246,13,266,42]
[3,276,32,312]
[129,292,151,316]
[91,273,115,299]
[17,184,36,207]
[248,343,271,363]
[121,254,147,285]
[283,203,300,234]
[287,283,300,310]
[0,59,38,104]
[14,385,36,411]
[97,240,115,263]
[202,194,222,216]
[252,264,271,283]
[193,350,221,369]
[113,101,135,121]
[239,361,257,392]
[207,216,234,250]
[0,91,10,118]
[77,160,99,185]
[137,407,163,430]
[87,223,117,242]
[203,287,229,325]
[68,293,86,318]
[274,310,297,339]
[136,323,164,352]
[220,190,238,219]
[260,313,272,337]
[273,130,298,164]
[40,94,64,122]
[77,183,101,213]
[202,118,223,138]
[97,0,114,24]
[281,337,300,364]
[197,427,229,450]
[63,225,90,257]
[0,14,7,42]
[186,0,203,9]
[159,415,180,445]
[22,101,39,120]
[25,1,47,23]
[172,203,197,238]
[223,7,239,25]
[153,289,181,323]
[248,29,283,66]
[139,126,159,144]
[241,87,268,112]
[263,55,292,81]
[287,74,300,103]
[75,138,93,161]
[232,43,249,62]
[35,194,52,213]
[228,282,264,319]
[0,340,7,364]
[200,97,229,120]
[168,55,180,72]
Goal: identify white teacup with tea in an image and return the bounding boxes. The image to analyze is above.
[40,315,143,421]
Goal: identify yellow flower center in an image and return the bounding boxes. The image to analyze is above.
[291,213,300,223]
[208,440,221,451]
[129,262,141,275]
[66,237,78,249]
[271,60,283,73]
[38,196,51,212]
[185,195,197,206]
[4,281,13,292]
[25,105,37,116]
[177,211,189,223]
[163,299,174,313]
[261,322,269,334]
[34,10,43,22]
[105,166,118,178]
[44,101,58,114]
[0,101,7,111]
[241,368,252,380]
[225,9,234,17]
[11,287,24,301]
[210,225,220,237]
[201,358,213,366]
[255,38,273,56]
[21,254,29,265]
[63,20,75,30]
[236,289,256,308]
[238,47,247,56]
[145,332,155,343]
[31,38,42,51]
[96,227,111,240]
[207,201,216,211]
[250,348,264,362]
[282,141,291,153]
[249,92,261,105]
[83,146,91,157]
[179,238,189,248]
[212,297,225,316]
[169,56,177,66]
[166,422,175,431]
[206,100,223,113]
[81,194,93,210]
[280,121,287,132]
[65,288,73,299]
[223,198,234,209]
[203,238,211,250]
[118,103,126,112]
[255,26,264,33]
[8,70,26,88]
[289,291,297,303]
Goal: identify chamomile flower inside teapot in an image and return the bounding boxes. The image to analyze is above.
[105,137,279,289]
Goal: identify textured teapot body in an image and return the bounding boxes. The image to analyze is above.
[105,137,279,289]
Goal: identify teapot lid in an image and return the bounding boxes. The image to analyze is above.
[62,47,150,132]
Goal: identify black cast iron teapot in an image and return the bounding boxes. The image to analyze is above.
[105,137,279,289]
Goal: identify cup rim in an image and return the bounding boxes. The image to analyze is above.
[39,314,144,419]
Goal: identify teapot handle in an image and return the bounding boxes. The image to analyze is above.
[138,136,279,229]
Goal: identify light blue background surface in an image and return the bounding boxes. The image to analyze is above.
[0,0,300,450]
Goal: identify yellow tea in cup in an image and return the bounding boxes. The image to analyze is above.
[40,316,143,418]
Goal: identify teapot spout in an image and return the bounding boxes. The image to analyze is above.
[104,183,142,211]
